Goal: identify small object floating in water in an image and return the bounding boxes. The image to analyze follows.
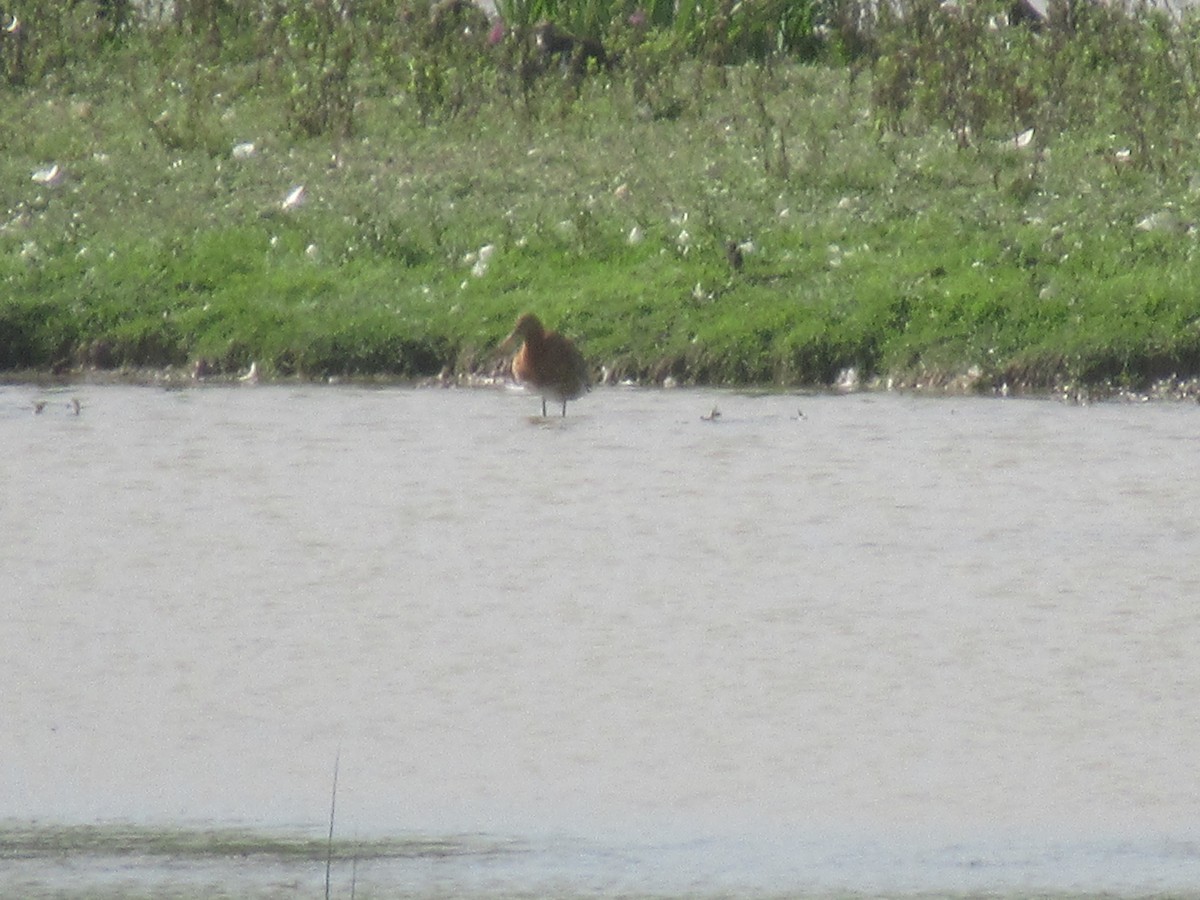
[70,398,81,415]
[238,361,260,384]
[499,312,590,417]
[700,406,721,421]
[33,400,46,415]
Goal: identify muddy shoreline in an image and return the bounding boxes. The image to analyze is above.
[6,363,1200,405]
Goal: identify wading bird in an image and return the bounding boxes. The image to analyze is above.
[500,312,590,417]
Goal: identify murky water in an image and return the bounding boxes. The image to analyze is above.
[4,382,1200,897]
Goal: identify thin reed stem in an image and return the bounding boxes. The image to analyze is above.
[325,750,339,900]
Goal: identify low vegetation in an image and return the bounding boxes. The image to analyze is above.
[4,0,1200,394]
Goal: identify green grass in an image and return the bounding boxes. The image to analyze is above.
[5,2,1200,394]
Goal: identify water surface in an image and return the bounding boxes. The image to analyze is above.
[3,383,1200,897]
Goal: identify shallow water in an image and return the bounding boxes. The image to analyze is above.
[3,382,1200,897]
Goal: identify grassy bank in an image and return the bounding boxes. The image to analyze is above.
[4,2,1200,393]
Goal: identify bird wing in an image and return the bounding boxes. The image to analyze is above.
[570,343,591,390]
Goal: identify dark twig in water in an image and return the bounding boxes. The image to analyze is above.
[326,750,339,900]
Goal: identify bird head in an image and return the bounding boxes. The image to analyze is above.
[499,312,544,351]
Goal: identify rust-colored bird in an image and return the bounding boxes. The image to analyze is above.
[500,312,590,417]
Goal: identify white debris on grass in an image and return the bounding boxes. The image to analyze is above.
[31,164,63,186]
[281,185,306,211]
[463,244,496,277]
